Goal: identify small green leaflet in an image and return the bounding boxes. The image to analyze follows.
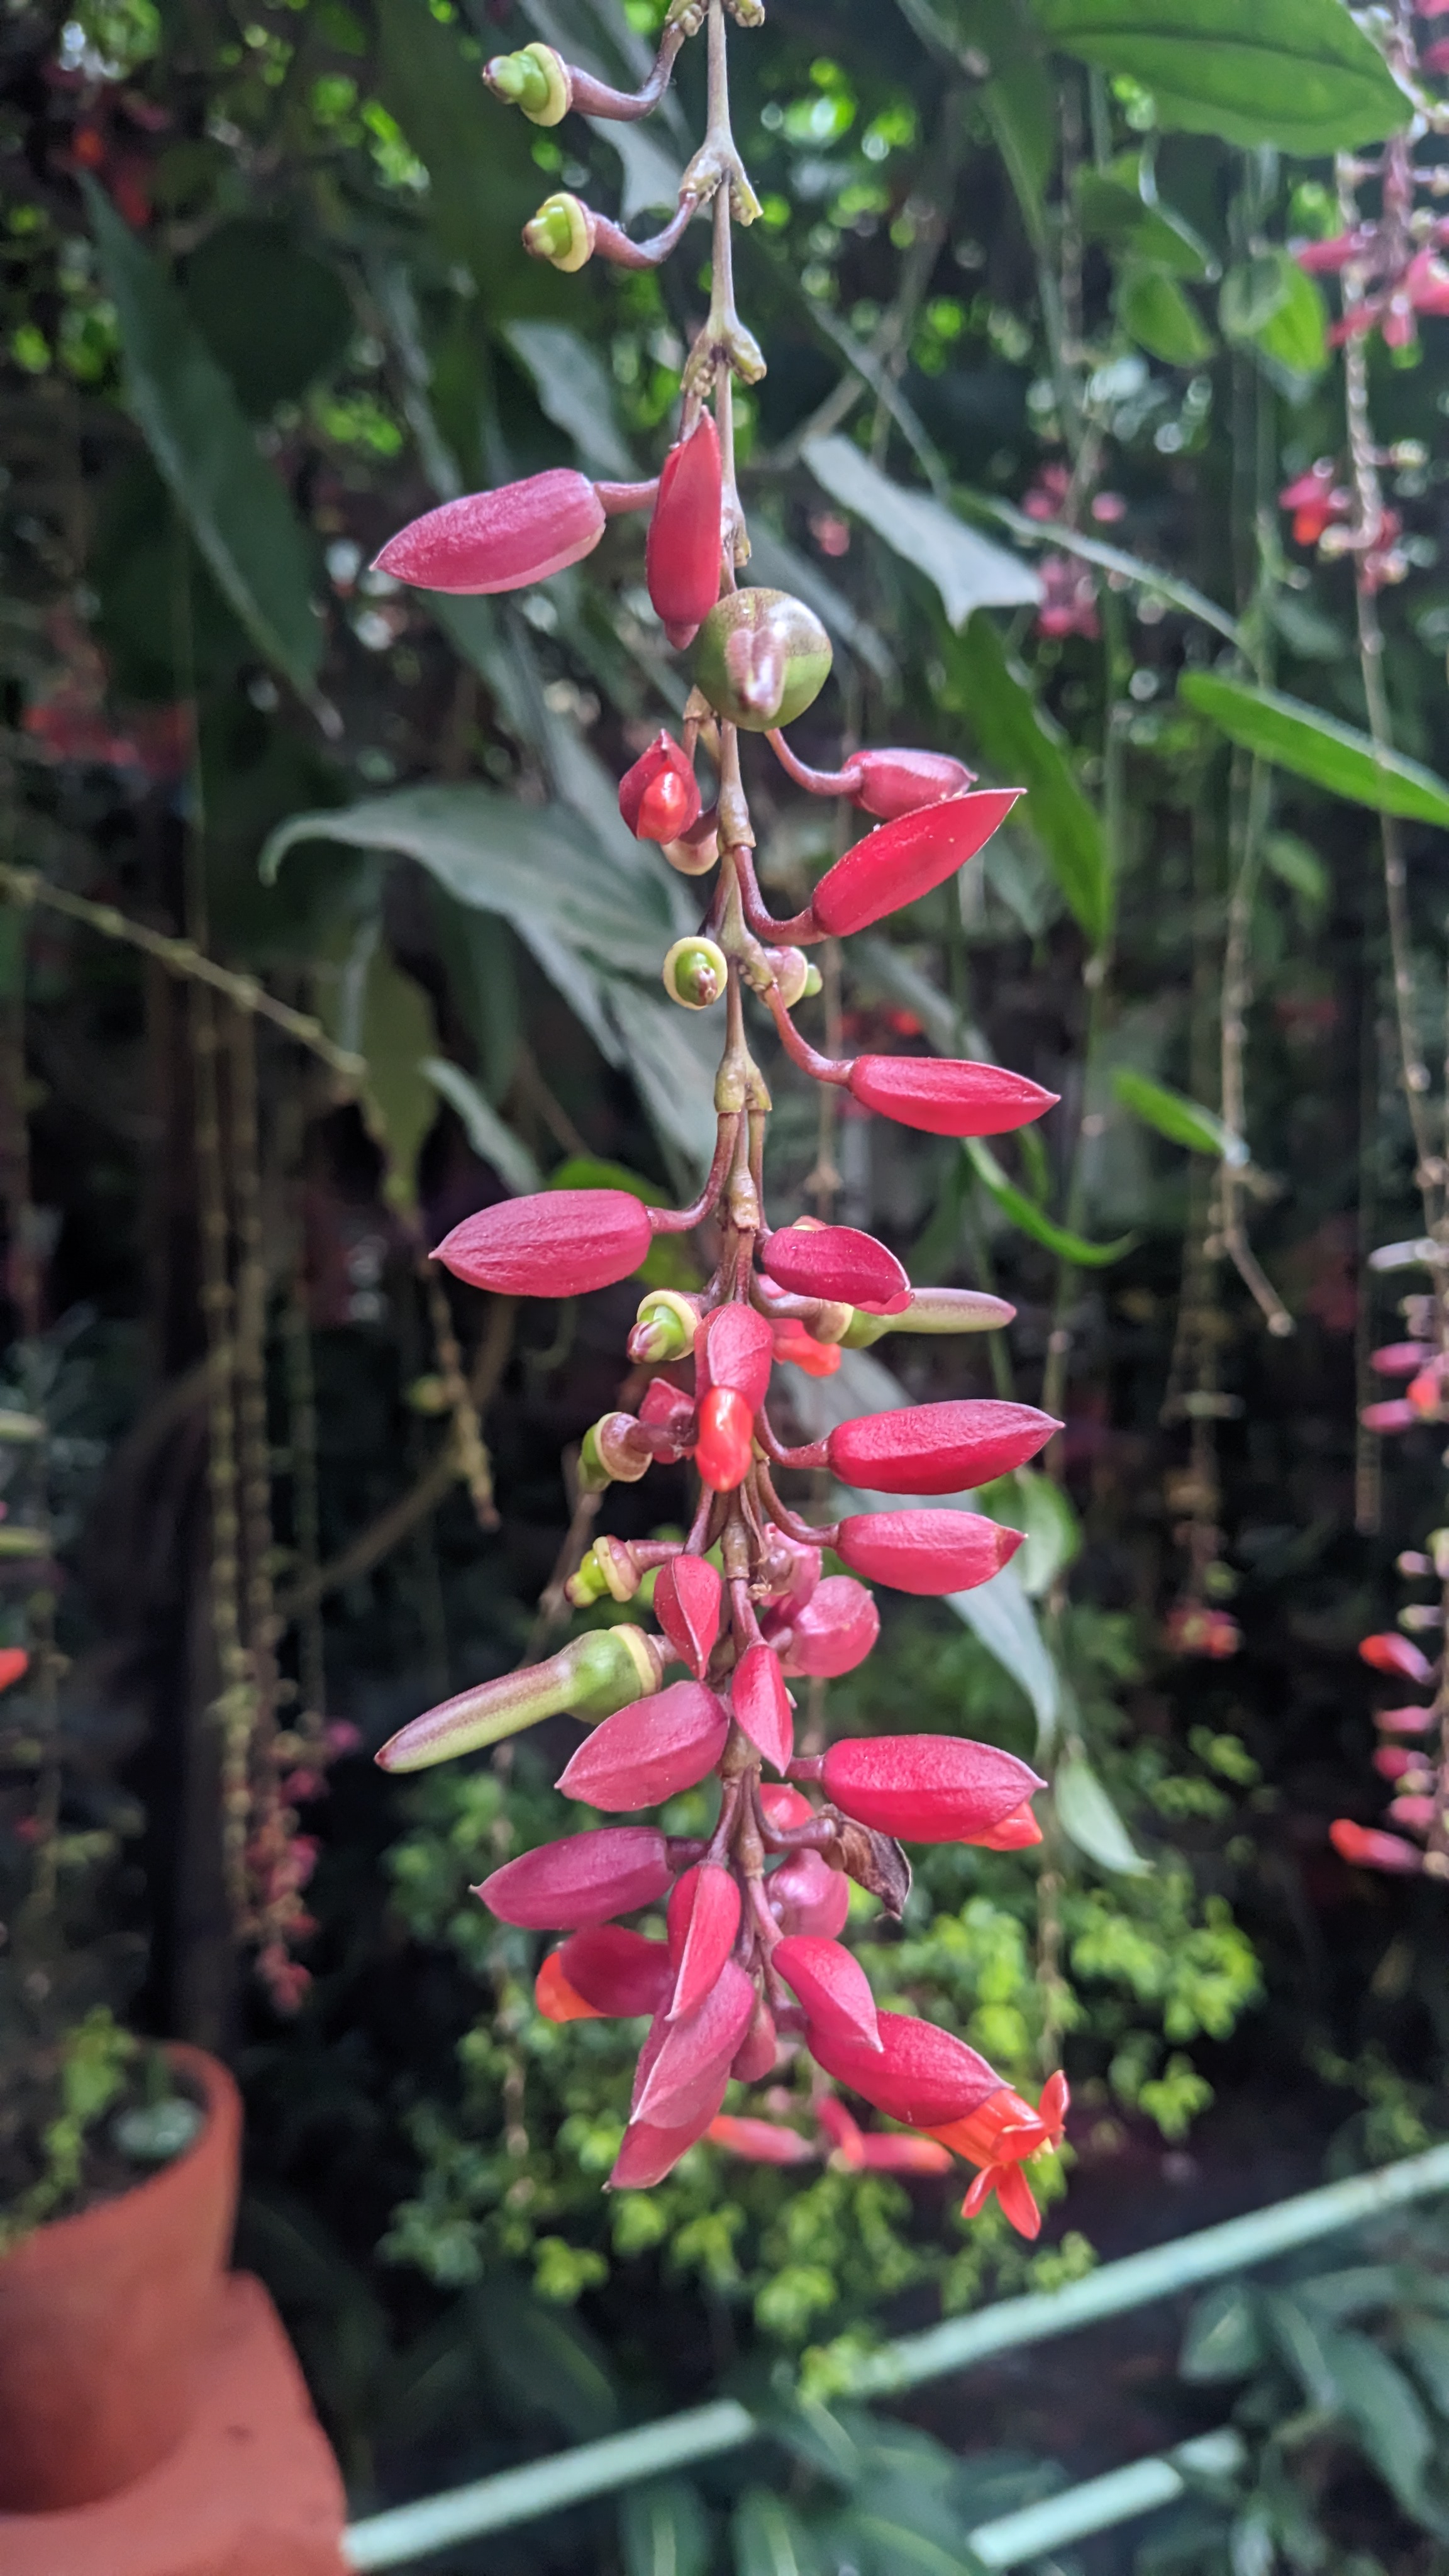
[1032,0,1409,154]
[731,2489,818,2576]
[1112,1067,1246,1163]
[1076,158,1217,279]
[85,180,325,714]
[1180,673,1449,826]
[1116,265,1215,365]
[1179,2282,1266,2383]
[965,1138,1138,1267]
[1054,1747,1152,1874]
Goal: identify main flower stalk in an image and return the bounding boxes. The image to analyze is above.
[373,0,1069,2233]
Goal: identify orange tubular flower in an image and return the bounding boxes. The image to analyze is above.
[928,2070,1069,2240]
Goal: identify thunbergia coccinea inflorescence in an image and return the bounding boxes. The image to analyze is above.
[372,0,1069,2236]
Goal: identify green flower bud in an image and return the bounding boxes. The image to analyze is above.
[693,589,832,732]
[802,963,824,997]
[523,192,594,273]
[663,935,729,1009]
[628,1289,700,1363]
[376,1625,663,1770]
[579,1411,652,1493]
[567,1535,642,1607]
[485,41,570,123]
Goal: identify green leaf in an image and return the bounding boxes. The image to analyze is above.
[732,2489,818,2576]
[1180,2282,1265,2382]
[373,0,545,302]
[181,219,352,418]
[1180,673,1449,826]
[1221,250,1326,385]
[843,2510,977,2576]
[947,613,1111,947]
[1117,263,1215,365]
[421,1060,541,1198]
[1324,2329,1433,2507]
[621,2479,713,2576]
[1032,0,1409,153]
[803,437,1041,628]
[469,2273,619,2441]
[504,319,636,479]
[965,1138,1138,1267]
[84,179,325,711]
[1076,158,1217,278]
[1401,2315,1449,2418]
[1054,1748,1152,1874]
[976,1468,1080,1599]
[1262,829,1328,915]
[1112,1067,1246,1162]
[606,980,723,1184]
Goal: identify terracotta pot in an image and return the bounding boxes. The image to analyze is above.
[0,2043,241,2512]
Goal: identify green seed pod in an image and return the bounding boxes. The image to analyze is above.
[693,589,833,732]
[663,936,729,1009]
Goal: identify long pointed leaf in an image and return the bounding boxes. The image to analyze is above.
[946,613,1111,947]
[965,1139,1137,1266]
[1180,672,1449,825]
[85,180,325,711]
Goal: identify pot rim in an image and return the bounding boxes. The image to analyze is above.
[0,2041,239,2267]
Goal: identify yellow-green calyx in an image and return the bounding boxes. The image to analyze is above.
[523,191,593,272]
[663,936,729,1009]
[486,41,570,124]
[375,1625,663,1770]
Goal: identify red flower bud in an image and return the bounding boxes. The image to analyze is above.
[835,1511,1023,1597]
[849,748,977,823]
[760,1784,814,1829]
[1330,1818,1423,1874]
[769,1846,850,1937]
[611,2097,721,2189]
[762,1223,910,1316]
[707,2114,816,2164]
[0,1648,28,1695]
[731,1994,779,2081]
[857,2131,954,2173]
[646,412,723,648]
[619,731,702,843]
[535,1951,604,2021]
[1374,1746,1428,1781]
[772,1319,843,1376]
[773,1933,881,2052]
[696,1385,755,1492]
[847,1057,1058,1139]
[436,1189,653,1297]
[555,1680,729,1811]
[810,792,1020,938]
[375,469,606,594]
[700,1302,775,1411]
[667,1863,743,2020]
[638,1377,697,1450]
[653,1555,723,1679]
[554,1926,674,2018]
[811,1735,1043,1844]
[808,2009,1002,2129]
[777,1575,880,1678]
[731,1642,794,1775]
[1371,1341,1431,1375]
[1377,1705,1435,1734]
[1358,1633,1435,1685]
[634,1957,757,2123]
[826,1398,1058,1496]
[1389,1793,1436,1829]
[476,1826,672,1928]
[1362,1401,1418,1433]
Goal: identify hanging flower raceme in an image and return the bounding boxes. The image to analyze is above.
[373,0,1073,2237]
